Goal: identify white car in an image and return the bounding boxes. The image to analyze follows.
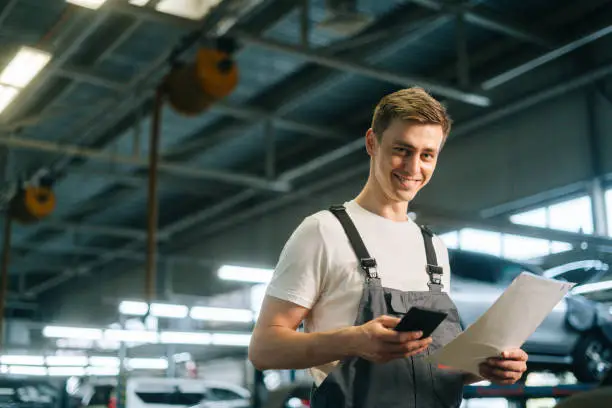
[126,378,250,408]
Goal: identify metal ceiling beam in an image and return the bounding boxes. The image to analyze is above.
[25,190,257,297]
[11,243,218,267]
[33,219,166,241]
[0,134,289,193]
[107,1,490,107]
[451,61,612,140]
[231,30,490,107]
[409,0,556,47]
[481,23,612,90]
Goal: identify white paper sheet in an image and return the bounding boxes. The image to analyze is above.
[427,272,575,376]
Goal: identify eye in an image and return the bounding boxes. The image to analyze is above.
[422,153,435,160]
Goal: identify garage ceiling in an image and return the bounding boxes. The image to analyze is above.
[1,0,612,320]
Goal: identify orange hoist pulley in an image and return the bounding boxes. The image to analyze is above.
[165,47,239,116]
[9,185,56,224]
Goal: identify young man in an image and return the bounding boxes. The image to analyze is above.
[249,87,528,407]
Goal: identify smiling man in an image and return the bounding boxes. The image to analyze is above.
[248,87,528,408]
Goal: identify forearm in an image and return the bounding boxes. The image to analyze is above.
[248,325,358,370]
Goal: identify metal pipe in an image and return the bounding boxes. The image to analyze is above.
[232,30,491,107]
[145,88,163,303]
[451,61,612,140]
[0,134,289,192]
[415,209,612,251]
[0,215,12,351]
[482,24,612,90]
[455,11,470,88]
[37,220,161,241]
[410,0,554,47]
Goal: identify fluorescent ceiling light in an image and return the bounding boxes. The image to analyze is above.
[190,306,253,322]
[66,0,108,10]
[127,358,168,370]
[129,0,151,5]
[119,300,149,316]
[89,356,120,367]
[8,365,47,376]
[46,356,88,366]
[43,325,103,340]
[0,46,51,88]
[211,333,251,347]
[160,331,212,345]
[150,303,189,318]
[0,85,19,115]
[104,329,159,343]
[155,0,223,20]
[0,355,45,366]
[48,366,86,377]
[87,366,119,376]
[119,301,188,318]
[218,265,273,283]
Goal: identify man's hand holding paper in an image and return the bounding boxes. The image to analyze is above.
[428,272,575,381]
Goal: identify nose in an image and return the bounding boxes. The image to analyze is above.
[403,154,420,175]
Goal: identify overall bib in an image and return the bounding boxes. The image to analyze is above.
[310,205,465,408]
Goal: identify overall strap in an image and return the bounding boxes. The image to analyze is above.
[420,225,444,291]
[329,205,378,279]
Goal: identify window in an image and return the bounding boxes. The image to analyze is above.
[502,234,550,260]
[440,229,572,261]
[438,231,459,249]
[510,195,593,234]
[548,196,593,234]
[509,207,546,228]
[459,229,502,256]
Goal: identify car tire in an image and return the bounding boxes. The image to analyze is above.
[571,332,612,383]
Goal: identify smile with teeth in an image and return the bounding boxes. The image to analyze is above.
[393,173,421,186]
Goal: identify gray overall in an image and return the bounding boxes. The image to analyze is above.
[310,205,465,408]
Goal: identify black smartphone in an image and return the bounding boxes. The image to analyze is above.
[394,306,448,338]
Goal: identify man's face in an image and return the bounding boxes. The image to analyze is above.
[367,119,444,203]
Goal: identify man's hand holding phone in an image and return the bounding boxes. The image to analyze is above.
[351,315,433,364]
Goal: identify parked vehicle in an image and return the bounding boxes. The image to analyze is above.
[261,381,311,408]
[448,249,612,383]
[126,377,250,408]
[76,377,250,408]
[0,378,59,408]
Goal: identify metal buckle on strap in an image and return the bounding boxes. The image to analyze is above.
[361,257,378,279]
[427,264,443,285]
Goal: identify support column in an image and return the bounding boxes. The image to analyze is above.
[589,178,608,236]
[586,87,608,236]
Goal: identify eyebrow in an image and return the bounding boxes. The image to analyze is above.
[393,142,437,153]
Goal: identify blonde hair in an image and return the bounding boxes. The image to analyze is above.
[371,87,452,146]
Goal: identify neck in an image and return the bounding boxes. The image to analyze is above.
[354,175,409,222]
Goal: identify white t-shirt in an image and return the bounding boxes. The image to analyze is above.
[265,200,451,385]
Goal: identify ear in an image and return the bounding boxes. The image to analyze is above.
[365,128,378,157]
